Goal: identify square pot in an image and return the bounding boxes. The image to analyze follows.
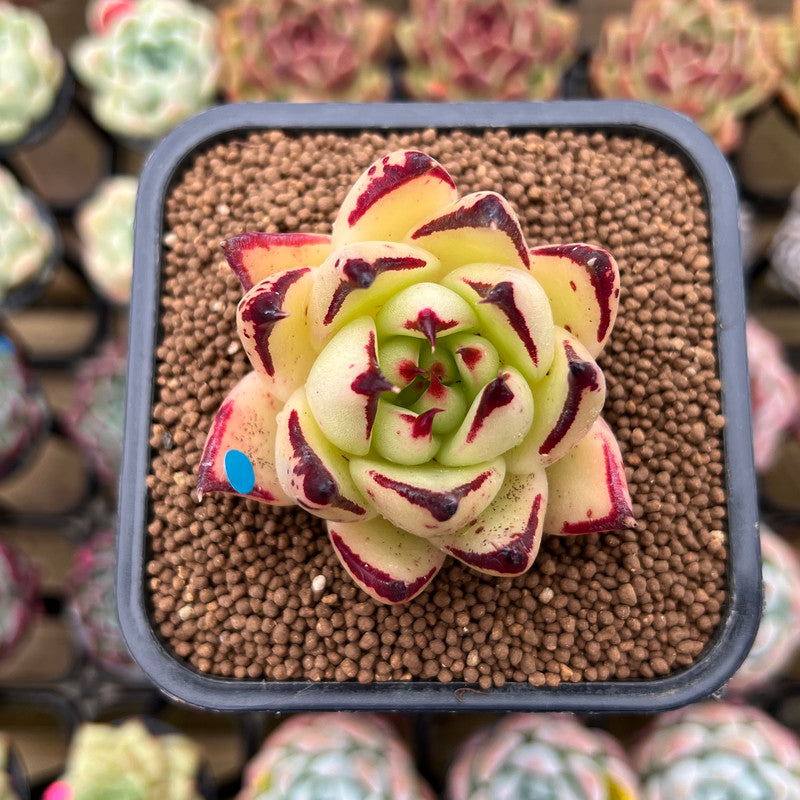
[118,101,759,712]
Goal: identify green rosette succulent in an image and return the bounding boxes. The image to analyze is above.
[44,720,203,800]
[632,702,800,799]
[0,167,55,301]
[765,0,800,124]
[69,0,219,139]
[76,175,137,305]
[217,0,393,102]
[447,713,640,800]
[589,0,779,153]
[397,0,578,101]
[0,2,64,144]
[198,150,635,604]
[236,713,434,800]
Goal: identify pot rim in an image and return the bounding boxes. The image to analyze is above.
[119,100,760,712]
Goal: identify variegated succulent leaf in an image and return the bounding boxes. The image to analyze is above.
[198,149,635,604]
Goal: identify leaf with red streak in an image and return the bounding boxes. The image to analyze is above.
[375,282,477,347]
[328,517,445,605]
[447,333,501,399]
[444,263,555,383]
[529,243,621,358]
[305,317,394,456]
[274,388,375,523]
[506,327,606,473]
[433,468,547,576]
[332,150,458,246]
[237,268,316,402]
[197,372,293,505]
[406,191,531,273]
[543,416,636,535]
[410,378,468,436]
[377,336,423,390]
[349,457,505,538]
[307,241,440,347]
[436,367,534,467]
[371,403,442,465]
[221,232,332,291]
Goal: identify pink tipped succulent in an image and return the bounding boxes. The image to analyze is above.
[198,150,635,605]
[397,0,579,101]
[765,0,800,124]
[589,0,780,153]
[216,0,393,102]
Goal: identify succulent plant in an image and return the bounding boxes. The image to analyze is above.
[0,332,47,481]
[589,0,779,153]
[728,525,800,694]
[746,317,799,474]
[769,183,800,300]
[198,150,634,604]
[236,713,434,800]
[0,166,55,302]
[397,0,578,101]
[216,0,393,102]
[76,175,138,305]
[765,0,800,124]
[69,0,219,139]
[0,1,64,144]
[633,701,800,799]
[0,539,39,662]
[447,713,640,800]
[66,529,138,678]
[64,339,127,487]
[44,719,203,800]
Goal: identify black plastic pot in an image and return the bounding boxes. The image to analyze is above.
[118,100,760,713]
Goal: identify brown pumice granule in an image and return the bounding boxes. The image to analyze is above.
[147,128,727,686]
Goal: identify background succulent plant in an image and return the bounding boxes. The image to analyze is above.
[589,0,779,153]
[70,0,219,139]
[217,0,393,102]
[236,713,434,800]
[44,719,203,800]
[198,150,634,604]
[76,175,138,305]
[0,1,64,144]
[0,539,39,662]
[66,530,138,678]
[447,713,640,800]
[728,525,800,694]
[0,167,55,302]
[633,702,800,799]
[396,0,579,101]
[765,0,800,124]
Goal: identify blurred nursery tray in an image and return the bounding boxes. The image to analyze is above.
[119,101,759,712]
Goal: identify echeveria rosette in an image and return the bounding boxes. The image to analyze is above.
[43,719,203,800]
[198,150,635,605]
[0,166,55,302]
[69,0,219,140]
[589,0,779,154]
[633,702,800,799]
[0,539,39,662]
[728,525,800,694]
[76,175,137,305]
[765,0,800,124]
[0,2,64,145]
[397,0,578,101]
[217,0,393,102]
[447,713,640,800]
[235,713,434,800]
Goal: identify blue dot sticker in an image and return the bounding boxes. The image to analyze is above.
[224,449,255,495]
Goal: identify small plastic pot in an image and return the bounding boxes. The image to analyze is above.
[118,100,760,713]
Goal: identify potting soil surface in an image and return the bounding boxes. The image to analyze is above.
[148,127,727,687]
